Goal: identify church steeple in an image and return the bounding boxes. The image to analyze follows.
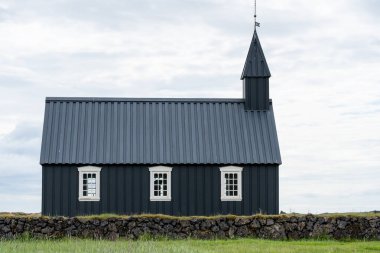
[241,30,271,79]
[241,29,271,111]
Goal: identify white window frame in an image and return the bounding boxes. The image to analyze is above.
[78,166,102,201]
[149,166,172,201]
[220,166,243,201]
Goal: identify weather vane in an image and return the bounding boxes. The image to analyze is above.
[254,0,260,29]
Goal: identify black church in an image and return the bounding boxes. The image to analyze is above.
[40,27,281,217]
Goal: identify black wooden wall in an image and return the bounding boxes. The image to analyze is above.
[42,165,279,217]
[243,78,270,110]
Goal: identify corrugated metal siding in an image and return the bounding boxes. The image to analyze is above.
[40,98,281,165]
[42,165,279,216]
[244,78,270,110]
[241,30,271,79]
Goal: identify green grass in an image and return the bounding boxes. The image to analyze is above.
[1,211,379,220]
[316,212,380,218]
[77,212,380,220]
[76,213,245,220]
[1,238,380,253]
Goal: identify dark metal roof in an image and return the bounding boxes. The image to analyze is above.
[241,30,271,79]
[46,97,245,103]
[40,97,281,165]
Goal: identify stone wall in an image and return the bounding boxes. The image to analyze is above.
[1,215,379,240]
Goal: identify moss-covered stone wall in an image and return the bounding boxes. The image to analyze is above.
[1,215,379,240]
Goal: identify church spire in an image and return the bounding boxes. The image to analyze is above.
[241,3,271,111]
[241,30,271,80]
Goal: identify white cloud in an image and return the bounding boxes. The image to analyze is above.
[0,0,379,213]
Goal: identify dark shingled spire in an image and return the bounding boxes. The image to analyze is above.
[241,30,271,79]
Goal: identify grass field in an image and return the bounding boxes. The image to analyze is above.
[1,239,380,253]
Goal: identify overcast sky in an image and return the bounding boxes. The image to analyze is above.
[0,0,379,214]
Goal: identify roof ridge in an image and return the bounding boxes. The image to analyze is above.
[45,97,247,103]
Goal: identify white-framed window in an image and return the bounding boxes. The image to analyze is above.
[220,166,243,201]
[149,166,172,201]
[78,166,101,201]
